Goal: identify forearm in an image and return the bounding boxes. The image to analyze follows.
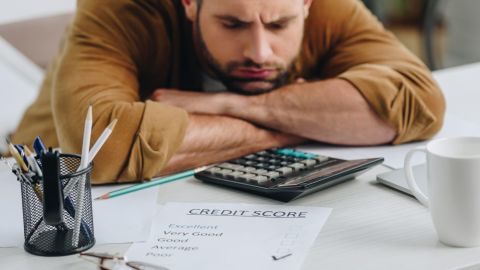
[160,114,305,175]
[224,79,396,145]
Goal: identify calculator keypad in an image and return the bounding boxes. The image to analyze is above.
[202,149,330,187]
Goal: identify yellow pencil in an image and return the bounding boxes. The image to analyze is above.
[7,142,28,172]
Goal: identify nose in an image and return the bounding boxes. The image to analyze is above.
[243,26,273,64]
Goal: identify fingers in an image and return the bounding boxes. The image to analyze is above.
[150,89,166,100]
[296,78,306,84]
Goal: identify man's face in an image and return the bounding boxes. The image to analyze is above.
[185,0,311,95]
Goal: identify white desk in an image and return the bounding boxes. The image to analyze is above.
[433,62,480,124]
[2,63,480,270]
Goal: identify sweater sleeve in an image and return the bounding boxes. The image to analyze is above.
[52,0,188,183]
[303,0,445,144]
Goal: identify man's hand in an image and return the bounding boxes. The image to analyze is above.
[158,114,306,176]
[151,89,238,115]
[151,78,306,115]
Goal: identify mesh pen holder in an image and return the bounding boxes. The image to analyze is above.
[19,154,95,256]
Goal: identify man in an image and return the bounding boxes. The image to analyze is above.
[12,0,445,184]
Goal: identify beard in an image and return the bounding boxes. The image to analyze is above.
[194,20,292,95]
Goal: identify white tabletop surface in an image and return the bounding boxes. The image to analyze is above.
[2,63,480,269]
[433,62,480,124]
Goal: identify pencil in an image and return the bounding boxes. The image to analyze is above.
[73,106,93,246]
[95,166,208,200]
[7,141,28,172]
[79,105,92,172]
[64,118,118,197]
[88,119,117,163]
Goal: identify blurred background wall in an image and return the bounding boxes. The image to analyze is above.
[443,0,480,68]
[364,0,480,70]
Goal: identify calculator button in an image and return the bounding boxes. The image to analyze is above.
[284,157,297,163]
[280,161,289,166]
[218,163,232,169]
[243,167,257,172]
[275,148,295,156]
[267,165,279,170]
[229,171,245,179]
[291,152,305,158]
[268,159,281,164]
[265,171,280,179]
[316,156,329,163]
[301,159,317,167]
[239,173,256,181]
[207,167,223,175]
[257,151,268,156]
[219,163,242,170]
[245,154,256,159]
[289,163,306,171]
[254,169,269,175]
[219,169,233,175]
[276,167,293,175]
[256,163,271,169]
[235,165,246,170]
[244,160,257,166]
[252,175,269,185]
[231,158,247,165]
[294,152,317,159]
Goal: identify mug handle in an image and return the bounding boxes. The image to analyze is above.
[404,146,430,207]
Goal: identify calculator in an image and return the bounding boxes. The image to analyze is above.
[194,148,383,202]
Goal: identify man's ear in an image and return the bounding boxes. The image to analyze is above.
[182,0,198,21]
[303,0,313,18]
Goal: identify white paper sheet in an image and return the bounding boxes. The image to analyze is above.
[125,202,331,270]
[0,163,24,247]
[91,184,157,244]
[0,161,157,247]
[296,114,480,169]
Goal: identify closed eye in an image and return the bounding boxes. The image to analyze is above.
[267,22,288,31]
[222,21,248,30]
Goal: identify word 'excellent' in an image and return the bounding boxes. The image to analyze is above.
[188,208,308,218]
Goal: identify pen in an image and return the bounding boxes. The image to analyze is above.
[73,106,94,246]
[7,143,43,201]
[95,166,209,200]
[33,136,47,157]
[24,146,43,177]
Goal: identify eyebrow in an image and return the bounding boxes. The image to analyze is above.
[214,14,298,25]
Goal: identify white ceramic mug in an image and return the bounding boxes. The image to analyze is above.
[405,137,480,247]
